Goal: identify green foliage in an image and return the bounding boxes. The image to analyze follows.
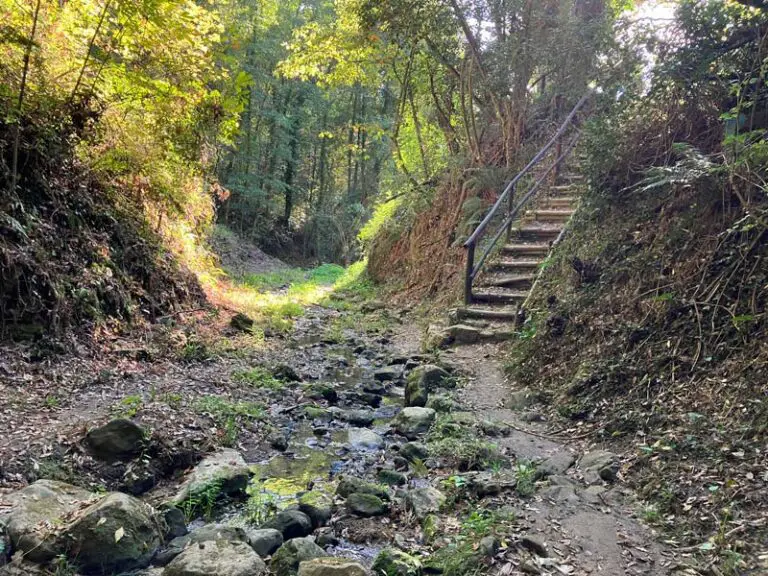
[232,367,285,390]
[177,480,225,523]
[194,395,264,446]
[245,480,280,525]
[112,395,143,418]
[514,461,537,497]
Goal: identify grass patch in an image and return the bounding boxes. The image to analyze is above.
[427,414,501,471]
[232,367,285,391]
[194,396,265,446]
[112,394,143,418]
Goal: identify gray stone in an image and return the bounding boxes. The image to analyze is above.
[467,471,517,497]
[271,537,325,576]
[314,527,339,548]
[248,528,284,557]
[162,506,188,539]
[578,450,619,484]
[298,492,334,528]
[163,539,266,576]
[362,382,387,395]
[447,324,483,344]
[410,365,452,391]
[536,452,576,478]
[347,428,384,451]
[374,366,403,382]
[479,536,500,557]
[85,418,146,461]
[173,449,250,504]
[377,469,407,486]
[1,480,163,573]
[506,389,540,410]
[262,509,313,540]
[399,442,429,463]
[371,549,422,576]
[405,487,445,520]
[346,493,387,517]
[305,383,339,404]
[154,524,248,566]
[298,557,368,576]
[520,535,548,557]
[393,407,436,440]
[335,476,388,500]
[404,378,427,408]
[328,408,375,427]
[268,431,290,452]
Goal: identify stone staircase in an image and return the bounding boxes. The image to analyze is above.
[447,169,584,342]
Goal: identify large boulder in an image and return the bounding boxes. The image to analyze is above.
[154,524,248,567]
[347,428,384,451]
[262,510,313,540]
[247,528,284,557]
[373,366,403,383]
[405,487,445,520]
[298,558,368,576]
[371,549,422,576]
[85,418,146,461]
[172,449,250,504]
[404,379,427,408]
[327,408,375,427]
[1,480,164,573]
[1,480,93,563]
[298,492,334,529]
[271,537,325,576]
[409,365,452,392]
[163,539,267,576]
[346,493,387,517]
[393,408,436,440]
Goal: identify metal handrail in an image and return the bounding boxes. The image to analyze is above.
[463,93,590,305]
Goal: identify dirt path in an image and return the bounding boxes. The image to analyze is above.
[444,341,677,575]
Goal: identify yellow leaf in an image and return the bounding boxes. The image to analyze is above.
[114,527,125,543]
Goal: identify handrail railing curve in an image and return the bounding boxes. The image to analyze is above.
[463,93,590,305]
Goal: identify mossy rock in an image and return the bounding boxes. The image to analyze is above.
[336,475,389,500]
[347,493,387,517]
[271,537,325,576]
[371,549,422,576]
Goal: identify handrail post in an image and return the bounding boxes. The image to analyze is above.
[464,242,475,305]
[505,182,516,242]
[554,134,563,181]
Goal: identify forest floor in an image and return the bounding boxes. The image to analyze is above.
[0,244,701,576]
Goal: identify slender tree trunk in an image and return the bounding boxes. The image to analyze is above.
[9,0,42,200]
[69,0,113,105]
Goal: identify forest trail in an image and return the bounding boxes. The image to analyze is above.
[0,280,683,576]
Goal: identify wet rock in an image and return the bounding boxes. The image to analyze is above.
[163,539,266,576]
[578,450,619,484]
[314,527,339,548]
[336,476,389,500]
[162,506,188,539]
[298,492,334,528]
[405,487,445,520]
[347,493,387,517]
[479,536,500,557]
[399,442,429,463]
[154,524,249,567]
[377,469,407,486]
[172,448,250,504]
[263,510,313,540]
[374,366,403,383]
[328,408,375,427]
[371,549,422,576]
[248,528,284,557]
[393,407,436,440]
[404,378,427,408]
[85,418,145,461]
[520,535,548,557]
[271,537,325,576]
[298,557,368,576]
[1,480,163,572]
[348,428,384,451]
[268,431,290,452]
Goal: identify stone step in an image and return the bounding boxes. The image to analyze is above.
[472,290,528,304]
[543,196,579,207]
[482,274,535,289]
[558,173,584,182]
[513,226,562,242]
[490,260,542,273]
[455,307,519,322]
[527,209,574,223]
[501,243,550,257]
[550,185,576,194]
